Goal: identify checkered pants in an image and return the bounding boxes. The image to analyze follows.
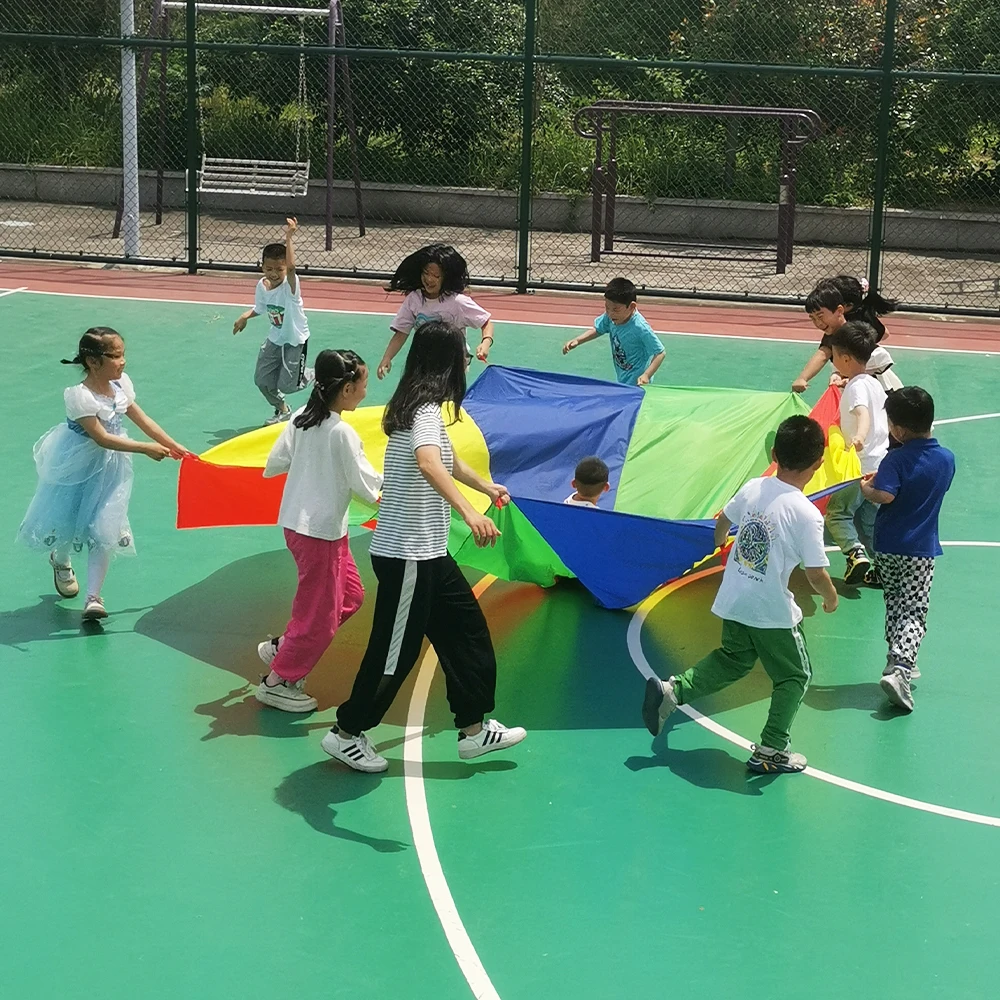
[874,553,936,671]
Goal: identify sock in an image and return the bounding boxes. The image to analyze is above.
[86,548,111,599]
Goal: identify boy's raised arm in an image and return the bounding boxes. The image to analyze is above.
[284,217,298,295]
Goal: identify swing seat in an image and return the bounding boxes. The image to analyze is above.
[197,156,310,196]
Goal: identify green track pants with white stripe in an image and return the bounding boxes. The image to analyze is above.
[673,619,813,751]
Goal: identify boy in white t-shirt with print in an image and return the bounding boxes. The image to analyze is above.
[564,456,610,507]
[642,415,838,775]
[233,218,313,425]
[825,321,889,585]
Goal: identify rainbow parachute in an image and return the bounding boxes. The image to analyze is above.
[177,367,859,609]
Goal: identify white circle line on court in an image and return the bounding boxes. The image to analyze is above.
[404,544,1000,1000]
[404,576,501,1000]
[628,548,1000,828]
[7,287,1000,356]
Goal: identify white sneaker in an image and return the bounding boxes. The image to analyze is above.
[642,675,678,736]
[321,728,388,773]
[302,366,315,388]
[264,405,291,426]
[886,653,920,681]
[50,552,79,598]
[82,596,108,621]
[747,744,808,774]
[457,719,527,760]
[880,666,914,712]
[255,675,317,713]
[257,636,281,666]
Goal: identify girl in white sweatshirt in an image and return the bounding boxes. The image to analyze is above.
[256,349,382,712]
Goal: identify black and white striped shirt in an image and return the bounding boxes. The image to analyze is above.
[369,403,454,560]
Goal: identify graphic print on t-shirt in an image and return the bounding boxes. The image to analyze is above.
[266,304,285,328]
[610,332,631,372]
[734,511,773,577]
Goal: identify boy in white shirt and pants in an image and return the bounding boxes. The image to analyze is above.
[825,321,890,585]
[233,218,312,425]
[642,416,838,774]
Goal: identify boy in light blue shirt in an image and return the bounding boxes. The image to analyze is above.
[562,277,665,385]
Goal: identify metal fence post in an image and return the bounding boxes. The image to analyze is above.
[185,0,199,274]
[867,0,898,294]
[119,0,142,257]
[515,0,537,294]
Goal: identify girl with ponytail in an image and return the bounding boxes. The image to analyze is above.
[16,327,189,621]
[256,350,382,712]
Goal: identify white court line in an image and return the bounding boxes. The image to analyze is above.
[9,288,1000,356]
[0,286,27,298]
[403,545,1000,1000]
[628,551,1000,828]
[935,412,1000,426]
[404,576,501,1000]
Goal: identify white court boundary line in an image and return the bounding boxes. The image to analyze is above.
[0,286,27,298]
[628,546,1000,828]
[403,546,1000,1000]
[935,412,1000,426]
[404,576,501,1000]
[8,287,1000,355]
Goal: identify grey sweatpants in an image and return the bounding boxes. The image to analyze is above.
[825,482,877,555]
[254,339,308,409]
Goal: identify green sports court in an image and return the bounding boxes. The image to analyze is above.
[1,274,999,1000]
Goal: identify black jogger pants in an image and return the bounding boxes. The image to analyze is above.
[336,554,497,734]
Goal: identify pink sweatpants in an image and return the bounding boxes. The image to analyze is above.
[271,529,365,684]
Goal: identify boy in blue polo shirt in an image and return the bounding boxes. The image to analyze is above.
[562,277,665,386]
[860,386,955,712]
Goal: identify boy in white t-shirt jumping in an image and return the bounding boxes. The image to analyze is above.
[641,415,838,774]
[825,321,889,585]
[233,218,313,425]
[564,456,610,507]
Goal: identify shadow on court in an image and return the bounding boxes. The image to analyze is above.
[204,425,261,448]
[275,756,517,851]
[134,537,897,743]
[625,747,781,795]
[0,592,151,649]
[133,540,421,730]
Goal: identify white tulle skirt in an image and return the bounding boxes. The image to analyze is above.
[16,422,136,556]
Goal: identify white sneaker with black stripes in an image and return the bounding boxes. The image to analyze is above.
[320,728,389,773]
[457,719,527,760]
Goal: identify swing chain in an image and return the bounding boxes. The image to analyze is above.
[295,15,308,163]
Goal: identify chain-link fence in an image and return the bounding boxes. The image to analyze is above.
[3,0,1000,313]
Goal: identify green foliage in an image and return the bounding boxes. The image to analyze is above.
[1,0,1000,212]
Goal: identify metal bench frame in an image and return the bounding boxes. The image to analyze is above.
[572,101,822,275]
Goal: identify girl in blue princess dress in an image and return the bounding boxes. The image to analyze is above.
[17,327,190,621]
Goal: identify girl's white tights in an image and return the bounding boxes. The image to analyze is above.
[53,544,112,600]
